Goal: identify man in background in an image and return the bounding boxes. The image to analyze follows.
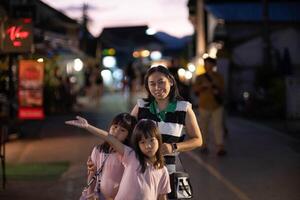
[193,57,226,156]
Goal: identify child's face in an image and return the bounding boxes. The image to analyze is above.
[109,124,129,142]
[148,72,172,100]
[138,135,159,158]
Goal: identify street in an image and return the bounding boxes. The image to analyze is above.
[1,92,299,200]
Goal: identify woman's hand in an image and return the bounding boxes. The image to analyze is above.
[87,156,96,175]
[161,143,173,155]
[65,116,89,129]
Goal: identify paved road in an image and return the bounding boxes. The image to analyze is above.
[1,92,299,200]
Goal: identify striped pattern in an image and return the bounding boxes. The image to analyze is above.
[137,99,190,166]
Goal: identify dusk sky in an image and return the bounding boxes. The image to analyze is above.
[41,0,194,38]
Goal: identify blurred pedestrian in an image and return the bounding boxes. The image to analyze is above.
[131,65,203,172]
[123,60,138,109]
[66,117,171,199]
[85,67,103,106]
[193,57,227,156]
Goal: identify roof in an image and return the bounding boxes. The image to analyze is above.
[99,26,162,50]
[205,2,300,22]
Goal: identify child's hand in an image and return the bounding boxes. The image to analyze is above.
[65,116,89,129]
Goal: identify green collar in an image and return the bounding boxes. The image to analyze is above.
[149,100,177,121]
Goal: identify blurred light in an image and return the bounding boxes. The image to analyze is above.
[150,51,162,60]
[243,91,250,100]
[146,28,157,35]
[195,57,205,75]
[140,50,150,57]
[151,61,169,68]
[70,76,77,83]
[177,68,185,77]
[208,46,217,58]
[133,51,140,58]
[112,69,123,80]
[102,48,116,56]
[37,58,44,63]
[187,63,196,72]
[102,56,116,68]
[66,62,73,74]
[101,69,113,85]
[202,53,209,59]
[74,58,83,71]
[185,71,193,80]
[108,48,116,55]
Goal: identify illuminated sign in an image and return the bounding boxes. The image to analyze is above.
[1,18,33,53]
[18,60,44,120]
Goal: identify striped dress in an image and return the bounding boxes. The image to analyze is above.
[136,98,191,173]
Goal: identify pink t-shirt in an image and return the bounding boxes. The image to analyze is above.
[90,147,124,199]
[114,146,171,200]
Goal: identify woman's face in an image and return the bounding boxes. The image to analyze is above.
[147,72,173,100]
[109,124,129,142]
[138,135,159,158]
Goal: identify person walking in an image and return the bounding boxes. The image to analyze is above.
[130,65,203,174]
[193,57,227,156]
[66,117,171,200]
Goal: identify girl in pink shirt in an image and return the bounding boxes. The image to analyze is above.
[84,113,137,200]
[66,117,171,200]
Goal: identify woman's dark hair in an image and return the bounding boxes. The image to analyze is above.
[131,119,165,173]
[98,113,137,153]
[144,65,183,103]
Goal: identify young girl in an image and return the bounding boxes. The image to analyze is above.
[66,117,171,200]
[82,113,137,200]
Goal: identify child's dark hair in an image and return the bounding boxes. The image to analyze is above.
[98,113,137,153]
[144,65,183,104]
[131,119,165,173]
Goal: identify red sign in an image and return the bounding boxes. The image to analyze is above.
[1,18,33,53]
[18,60,44,120]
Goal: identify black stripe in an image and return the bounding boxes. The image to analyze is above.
[137,107,160,122]
[164,111,186,125]
[164,155,175,165]
[161,134,185,144]
[138,108,186,125]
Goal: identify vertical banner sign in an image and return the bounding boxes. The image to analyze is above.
[18,60,44,119]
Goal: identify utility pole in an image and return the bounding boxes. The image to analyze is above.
[262,0,272,69]
[80,3,89,53]
[196,0,206,57]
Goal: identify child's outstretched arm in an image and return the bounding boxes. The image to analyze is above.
[65,116,124,155]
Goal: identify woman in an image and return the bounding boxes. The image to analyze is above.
[131,65,203,173]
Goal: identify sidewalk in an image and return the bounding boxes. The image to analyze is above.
[0,92,130,200]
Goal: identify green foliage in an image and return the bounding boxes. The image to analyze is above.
[6,162,69,180]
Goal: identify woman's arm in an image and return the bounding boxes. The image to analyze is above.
[65,116,125,155]
[176,106,203,152]
[130,104,139,118]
